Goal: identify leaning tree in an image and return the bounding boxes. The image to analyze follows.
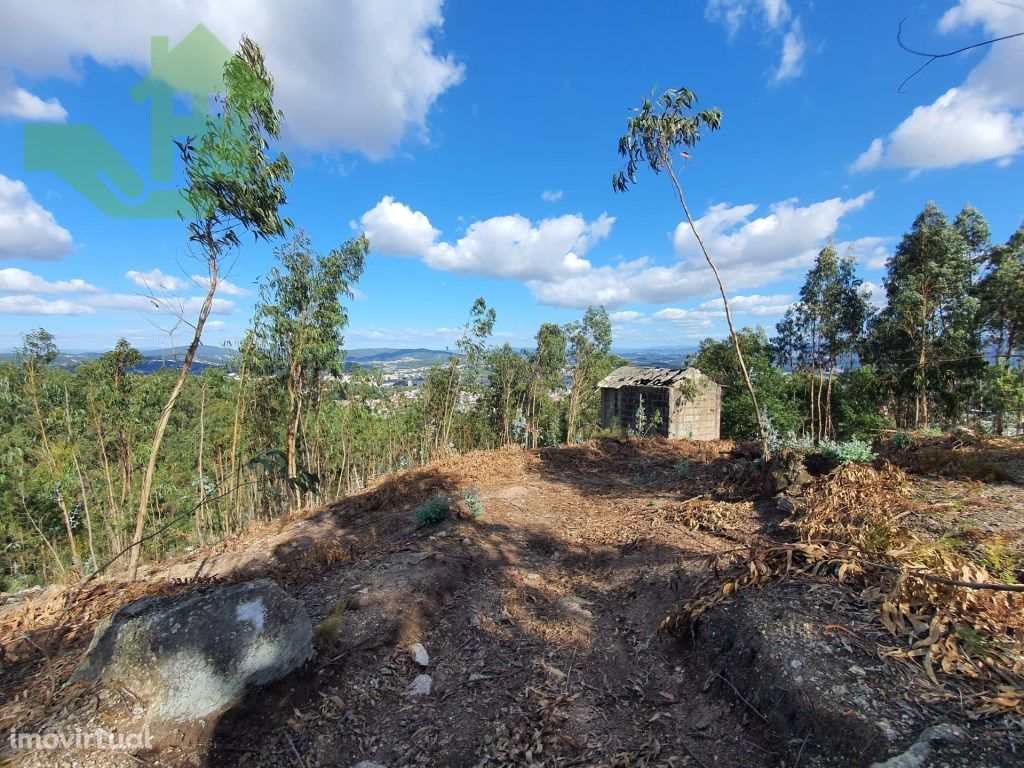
[613,87,770,460]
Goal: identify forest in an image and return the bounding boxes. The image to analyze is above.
[2,199,1022,590]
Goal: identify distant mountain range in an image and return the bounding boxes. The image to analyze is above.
[2,344,698,374]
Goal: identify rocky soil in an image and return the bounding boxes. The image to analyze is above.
[1,438,1021,767]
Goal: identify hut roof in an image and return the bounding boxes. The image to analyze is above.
[596,366,713,389]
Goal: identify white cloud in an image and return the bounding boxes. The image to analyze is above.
[361,196,615,282]
[774,18,805,83]
[361,196,440,256]
[86,293,235,315]
[609,310,646,323]
[0,295,93,315]
[205,319,228,331]
[0,1,463,158]
[0,174,74,260]
[0,267,96,294]
[190,274,252,296]
[0,73,66,121]
[672,192,874,270]
[852,2,1024,171]
[706,1,805,83]
[541,189,564,203]
[698,293,793,316]
[362,192,875,311]
[126,268,187,293]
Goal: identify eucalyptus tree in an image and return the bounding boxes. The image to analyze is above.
[977,221,1024,433]
[251,230,367,504]
[485,344,531,446]
[432,298,496,452]
[565,306,612,442]
[613,87,769,460]
[128,38,293,577]
[527,323,567,447]
[865,203,982,427]
[17,329,82,571]
[774,243,872,440]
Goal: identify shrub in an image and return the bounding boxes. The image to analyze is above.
[890,431,912,450]
[674,460,694,478]
[414,494,451,527]
[461,488,485,521]
[818,438,876,464]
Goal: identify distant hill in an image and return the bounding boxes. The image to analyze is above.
[344,347,458,371]
[3,344,697,375]
[614,347,698,369]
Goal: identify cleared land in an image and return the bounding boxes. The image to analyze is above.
[2,437,1022,767]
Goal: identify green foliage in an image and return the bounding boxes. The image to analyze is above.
[687,328,800,440]
[461,488,485,521]
[612,87,722,192]
[414,494,451,528]
[817,439,876,465]
[890,431,912,450]
[864,203,984,428]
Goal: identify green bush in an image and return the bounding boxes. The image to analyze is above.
[890,431,912,450]
[461,488,485,521]
[818,438,876,464]
[414,494,451,527]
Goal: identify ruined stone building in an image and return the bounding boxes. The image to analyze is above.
[597,366,721,440]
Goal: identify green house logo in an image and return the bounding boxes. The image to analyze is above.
[23,25,231,218]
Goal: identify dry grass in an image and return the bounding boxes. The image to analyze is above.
[662,460,1024,717]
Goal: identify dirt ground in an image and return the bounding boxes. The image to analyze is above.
[1,438,1022,767]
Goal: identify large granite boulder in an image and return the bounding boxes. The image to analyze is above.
[71,578,312,724]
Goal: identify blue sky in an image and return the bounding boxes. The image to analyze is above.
[1,0,1022,352]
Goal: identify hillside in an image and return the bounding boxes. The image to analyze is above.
[1,438,1022,767]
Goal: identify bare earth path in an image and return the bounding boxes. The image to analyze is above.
[2,438,1021,767]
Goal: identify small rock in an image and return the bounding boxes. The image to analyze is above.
[409,642,430,667]
[435,530,448,538]
[462,537,471,546]
[789,659,803,670]
[559,596,593,618]
[775,495,795,514]
[469,614,481,628]
[869,723,964,768]
[407,673,432,697]
[849,664,866,677]
[352,762,387,768]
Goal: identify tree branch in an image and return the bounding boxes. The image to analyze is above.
[897,16,1024,93]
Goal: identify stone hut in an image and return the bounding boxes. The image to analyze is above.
[597,366,721,440]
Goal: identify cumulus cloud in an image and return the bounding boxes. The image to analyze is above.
[86,293,235,315]
[698,293,793,316]
[0,73,66,121]
[0,295,93,315]
[362,192,874,311]
[125,268,187,293]
[0,174,74,260]
[609,310,647,323]
[706,0,806,83]
[852,1,1024,171]
[0,267,95,294]
[360,196,615,282]
[0,1,463,158]
[361,196,441,256]
[190,274,252,296]
[541,189,564,203]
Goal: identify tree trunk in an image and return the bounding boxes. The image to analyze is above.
[662,155,770,461]
[127,249,219,579]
